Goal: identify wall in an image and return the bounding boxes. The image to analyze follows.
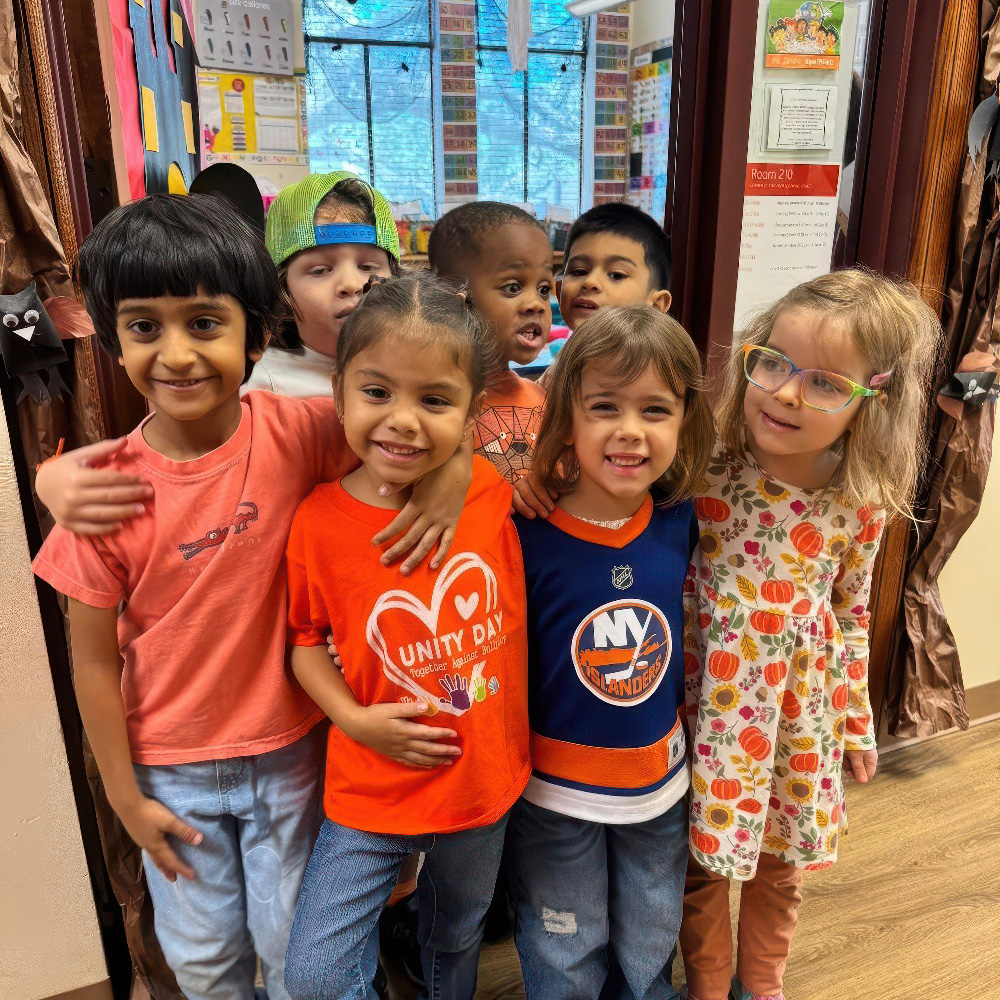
[629,0,675,49]
[939,417,1000,699]
[0,398,109,999]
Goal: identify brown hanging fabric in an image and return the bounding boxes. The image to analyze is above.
[5,2,183,996]
[887,0,998,737]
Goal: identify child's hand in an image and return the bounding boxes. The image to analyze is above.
[36,438,153,535]
[117,795,202,882]
[374,445,472,574]
[326,634,342,668]
[844,748,878,783]
[513,473,556,519]
[346,700,462,769]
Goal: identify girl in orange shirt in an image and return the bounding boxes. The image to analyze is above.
[283,271,530,1000]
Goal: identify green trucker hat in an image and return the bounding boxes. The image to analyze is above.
[265,171,399,266]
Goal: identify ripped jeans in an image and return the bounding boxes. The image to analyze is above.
[134,726,325,1000]
[508,797,687,1000]
[284,811,509,1000]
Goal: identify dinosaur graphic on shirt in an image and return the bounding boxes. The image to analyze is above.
[178,501,259,560]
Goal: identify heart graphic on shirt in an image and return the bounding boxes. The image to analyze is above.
[366,552,499,716]
[455,593,479,620]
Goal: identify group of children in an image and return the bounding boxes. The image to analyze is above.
[32,170,939,1000]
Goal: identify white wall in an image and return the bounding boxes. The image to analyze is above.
[630,0,675,49]
[0,404,109,999]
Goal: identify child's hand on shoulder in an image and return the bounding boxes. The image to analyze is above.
[845,748,877,783]
[344,699,462,769]
[36,438,153,535]
[373,442,473,574]
[116,794,202,882]
[512,472,556,519]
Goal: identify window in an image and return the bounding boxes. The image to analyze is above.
[304,1,436,214]
[474,2,588,216]
[304,0,591,218]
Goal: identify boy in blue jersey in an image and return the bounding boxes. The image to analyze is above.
[507,306,714,1000]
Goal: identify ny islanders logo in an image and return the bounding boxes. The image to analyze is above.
[571,600,671,706]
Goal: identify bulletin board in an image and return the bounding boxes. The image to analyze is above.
[109,0,201,198]
[199,70,309,168]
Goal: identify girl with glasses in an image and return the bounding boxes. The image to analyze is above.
[680,270,939,1000]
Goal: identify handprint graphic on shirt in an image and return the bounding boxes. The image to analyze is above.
[439,674,471,711]
[470,671,487,703]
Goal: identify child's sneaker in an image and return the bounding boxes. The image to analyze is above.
[729,977,786,1000]
[379,893,424,988]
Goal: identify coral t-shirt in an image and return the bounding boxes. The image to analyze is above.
[32,392,355,765]
[286,458,530,835]
[473,370,545,484]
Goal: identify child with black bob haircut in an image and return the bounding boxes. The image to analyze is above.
[32,193,470,1000]
[558,202,673,332]
[429,200,553,482]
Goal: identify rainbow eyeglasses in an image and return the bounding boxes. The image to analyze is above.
[742,344,892,413]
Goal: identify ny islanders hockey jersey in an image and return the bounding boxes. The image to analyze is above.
[513,494,696,823]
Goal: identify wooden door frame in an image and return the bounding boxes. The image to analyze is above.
[667,0,949,731]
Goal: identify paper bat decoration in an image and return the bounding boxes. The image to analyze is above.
[0,283,70,403]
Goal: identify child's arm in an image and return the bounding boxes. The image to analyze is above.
[831,512,886,784]
[290,645,462,768]
[375,436,474,574]
[66,599,202,879]
[36,439,152,535]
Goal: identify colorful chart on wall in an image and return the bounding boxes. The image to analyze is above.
[198,70,308,167]
[126,0,201,194]
[765,1,844,70]
[627,40,671,222]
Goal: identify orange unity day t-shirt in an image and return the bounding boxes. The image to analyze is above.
[286,457,530,836]
[33,392,356,765]
[473,370,545,484]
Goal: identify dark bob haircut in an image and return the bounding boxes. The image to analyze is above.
[75,193,280,381]
[564,202,672,293]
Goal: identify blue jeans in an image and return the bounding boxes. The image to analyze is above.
[134,728,325,1000]
[508,797,688,1000]
[284,811,509,1000]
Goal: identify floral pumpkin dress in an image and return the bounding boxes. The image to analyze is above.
[683,448,883,881]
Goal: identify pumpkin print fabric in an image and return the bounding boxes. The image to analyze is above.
[684,448,883,881]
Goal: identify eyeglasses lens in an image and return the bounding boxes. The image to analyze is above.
[745,349,854,412]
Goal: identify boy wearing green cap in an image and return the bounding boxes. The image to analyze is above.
[245,171,400,397]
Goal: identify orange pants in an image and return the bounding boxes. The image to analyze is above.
[679,851,803,1000]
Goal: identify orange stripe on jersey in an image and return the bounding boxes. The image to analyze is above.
[531,712,683,789]
[547,495,653,548]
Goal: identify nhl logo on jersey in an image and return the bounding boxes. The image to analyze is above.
[571,599,671,706]
[611,565,633,590]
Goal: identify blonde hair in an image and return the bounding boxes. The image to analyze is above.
[715,269,940,520]
[534,306,714,505]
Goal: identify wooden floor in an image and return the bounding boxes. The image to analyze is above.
[433,719,1000,1000]
[133,721,1000,1000]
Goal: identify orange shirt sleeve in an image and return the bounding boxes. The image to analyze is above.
[286,495,330,647]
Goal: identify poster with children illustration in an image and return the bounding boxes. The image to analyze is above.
[766,1,844,70]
